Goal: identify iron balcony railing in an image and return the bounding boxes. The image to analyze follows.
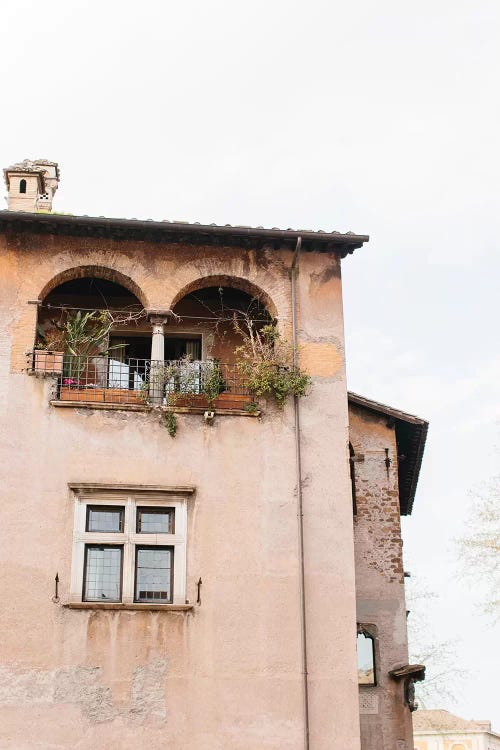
[30,352,253,408]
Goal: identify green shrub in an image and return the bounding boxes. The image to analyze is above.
[234,325,311,408]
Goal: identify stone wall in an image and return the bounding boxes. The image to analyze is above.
[349,403,414,750]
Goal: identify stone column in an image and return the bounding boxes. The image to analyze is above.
[150,317,166,362]
[148,313,170,404]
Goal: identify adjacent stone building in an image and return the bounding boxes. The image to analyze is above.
[0,159,428,749]
[413,710,500,750]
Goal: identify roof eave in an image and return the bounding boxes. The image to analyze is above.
[0,210,369,254]
[403,419,428,514]
[348,391,428,426]
[348,391,429,515]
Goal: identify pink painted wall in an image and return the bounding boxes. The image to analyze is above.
[0,232,361,749]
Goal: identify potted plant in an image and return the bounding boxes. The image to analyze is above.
[33,328,65,374]
[201,360,226,408]
[162,357,204,407]
[61,310,112,371]
[55,310,125,399]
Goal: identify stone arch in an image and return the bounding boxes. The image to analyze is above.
[169,275,279,321]
[38,265,148,309]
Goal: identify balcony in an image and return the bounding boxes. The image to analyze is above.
[30,352,255,411]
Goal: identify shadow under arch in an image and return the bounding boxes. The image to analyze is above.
[169,275,278,321]
[38,264,148,309]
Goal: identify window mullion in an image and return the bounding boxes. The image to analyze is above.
[122,540,135,604]
[173,502,187,604]
[122,497,135,602]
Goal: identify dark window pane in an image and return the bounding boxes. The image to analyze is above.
[357,632,376,685]
[137,508,173,534]
[165,337,201,360]
[87,506,124,532]
[84,546,122,601]
[135,547,172,603]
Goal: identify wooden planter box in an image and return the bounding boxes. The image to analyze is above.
[169,392,252,410]
[33,350,64,374]
[214,393,252,410]
[59,387,144,405]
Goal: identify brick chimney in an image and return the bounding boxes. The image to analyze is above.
[3,159,60,212]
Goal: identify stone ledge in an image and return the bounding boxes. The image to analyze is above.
[51,400,152,412]
[50,400,261,416]
[164,406,261,417]
[63,602,194,612]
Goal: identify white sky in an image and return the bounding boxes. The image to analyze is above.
[2,0,499,728]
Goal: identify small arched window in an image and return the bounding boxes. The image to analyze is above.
[19,179,27,194]
[357,627,376,685]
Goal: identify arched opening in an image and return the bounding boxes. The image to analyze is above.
[38,265,147,309]
[19,179,27,194]
[170,285,273,362]
[164,283,274,408]
[32,272,287,411]
[37,276,146,348]
[170,275,278,321]
[34,274,150,404]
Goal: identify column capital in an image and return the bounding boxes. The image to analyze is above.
[147,310,174,326]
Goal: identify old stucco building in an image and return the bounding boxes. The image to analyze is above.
[0,160,428,749]
[413,710,500,750]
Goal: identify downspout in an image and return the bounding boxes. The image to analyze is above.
[291,236,310,750]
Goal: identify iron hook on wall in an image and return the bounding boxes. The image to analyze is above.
[385,448,392,476]
[52,572,60,603]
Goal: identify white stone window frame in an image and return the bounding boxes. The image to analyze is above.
[69,484,193,607]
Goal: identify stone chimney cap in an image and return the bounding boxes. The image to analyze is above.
[3,159,60,189]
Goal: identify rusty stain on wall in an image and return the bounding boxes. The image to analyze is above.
[299,341,343,378]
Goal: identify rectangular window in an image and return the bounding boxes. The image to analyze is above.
[70,487,190,607]
[357,629,376,685]
[83,545,122,601]
[136,507,173,534]
[135,547,173,603]
[86,506,124,532]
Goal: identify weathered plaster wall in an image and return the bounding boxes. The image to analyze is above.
[0,233,360,749]
[349,403,413,750]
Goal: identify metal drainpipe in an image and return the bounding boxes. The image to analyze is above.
[291,236,310,750]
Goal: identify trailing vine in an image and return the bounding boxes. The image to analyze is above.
[162,411,177,437]
[234,324,311,408]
